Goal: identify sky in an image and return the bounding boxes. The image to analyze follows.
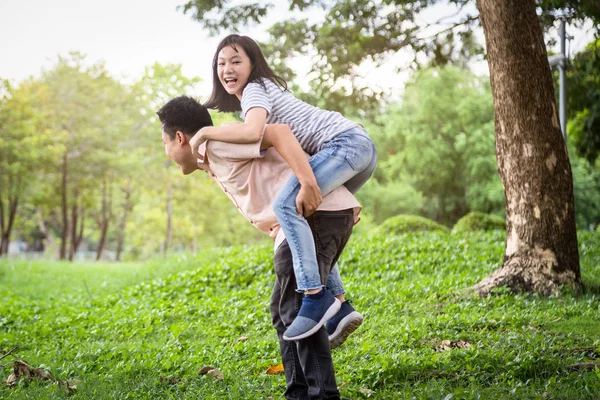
[0,0,596,101]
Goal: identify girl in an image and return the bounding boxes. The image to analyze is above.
[192,34,377,342]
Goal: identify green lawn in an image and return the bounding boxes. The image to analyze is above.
[1,231,599,399]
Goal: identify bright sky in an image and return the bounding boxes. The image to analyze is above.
[0,0,596,101]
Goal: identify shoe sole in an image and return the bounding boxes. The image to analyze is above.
[329,311,364,349]
[283,298,341,341]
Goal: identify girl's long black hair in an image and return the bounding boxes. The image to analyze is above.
[205,34,287,113]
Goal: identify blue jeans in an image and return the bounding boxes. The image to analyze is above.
[272,127,378,293]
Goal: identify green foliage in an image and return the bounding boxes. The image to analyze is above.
[567,39,600,164]
[0,78,55,250]
[452,211,506,233]
[3,58,270,259]
[355,179,423,225]
[570,149,600,229]
[371,214,450,236]
[365,66,503,225]
[179,0,597,114]
[1,232,600,398]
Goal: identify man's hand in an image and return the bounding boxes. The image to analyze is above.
[189,128,208,158]
[296,181,322,217]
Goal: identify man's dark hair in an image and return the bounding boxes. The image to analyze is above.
[156,96,213,139]
[205,34,287,113]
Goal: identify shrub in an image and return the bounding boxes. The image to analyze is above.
[371,214,449,236]
[453,211,506,233]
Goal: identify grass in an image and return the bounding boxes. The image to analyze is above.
[1,231,599,399]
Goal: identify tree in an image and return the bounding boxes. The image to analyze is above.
[33,53,140,260]
[130,63,201,255]
[365,66,502,225]
[566,39,600,163]
[180,0,593,294]
[0,79,53,255]
[179,0,597,114]
[474,0,581,295]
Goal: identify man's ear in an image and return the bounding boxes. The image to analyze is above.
[176,131,188,147]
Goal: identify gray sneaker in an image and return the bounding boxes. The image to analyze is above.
[283,289,341,341]
[325,301,364,349]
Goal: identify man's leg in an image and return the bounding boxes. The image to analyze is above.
[271,209,355,400]
[271,279,310,400]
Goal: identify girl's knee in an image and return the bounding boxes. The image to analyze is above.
[272,193,295,218]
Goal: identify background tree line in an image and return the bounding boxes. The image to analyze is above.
[1,1,599,261]
[0,54,262,260]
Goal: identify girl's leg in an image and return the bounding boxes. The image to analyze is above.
[275,129,377,341]
[326,263,345,298]
[273,130,376,293]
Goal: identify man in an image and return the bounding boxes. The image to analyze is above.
[157,96,363,399]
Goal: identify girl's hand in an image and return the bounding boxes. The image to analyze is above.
[190,128,208,158]
[296,181,322,217]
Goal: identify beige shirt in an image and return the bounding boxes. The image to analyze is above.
[196,137,361,248]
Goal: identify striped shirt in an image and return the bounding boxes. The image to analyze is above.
[240,78,364,155]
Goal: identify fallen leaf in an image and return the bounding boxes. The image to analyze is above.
[236,336,249,343]
[160,376,181,385]
[59,379,79,397]
[2,354,75,396]
[198,365,215,375]
[207,368,224,380]
[435,340,472,351]
[437,340,452,351]
[265,364,284,375]
[566,362,600,372]
[5,373,17,385]
[66,379,82,388]
[454,340,472,349]
[34,367,56,381]
[360,388,374,395]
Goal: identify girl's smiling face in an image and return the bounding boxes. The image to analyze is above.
[217,45,252,100]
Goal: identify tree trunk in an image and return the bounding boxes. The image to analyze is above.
[0,183,5,255]
[96,176,113,261]
[475,0,581,296]
[74,209,85,254]
[69,194,85,262]
[59,152,69,260]
[68,189,79,261]
[164,184,173,255]
[36,209,56,255]
[115,180,133,262]
[96,220,109,261]
[0,176,20,256]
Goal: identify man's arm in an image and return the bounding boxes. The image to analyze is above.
[262,124,322,217]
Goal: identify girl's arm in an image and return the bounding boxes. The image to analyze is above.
[261,124,322,217]
[190,108,267,157]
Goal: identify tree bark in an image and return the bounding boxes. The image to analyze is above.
[475,0,581,296]
[96,176,113,261]
[0,175,20,256]
[68,191,85,262]
[115,180,133,262]
[68,189,78,261]
[36,209,56,255]
[74,209,84,254]
[59,152,69,260]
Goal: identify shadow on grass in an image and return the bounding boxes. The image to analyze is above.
[582,282,600,295]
